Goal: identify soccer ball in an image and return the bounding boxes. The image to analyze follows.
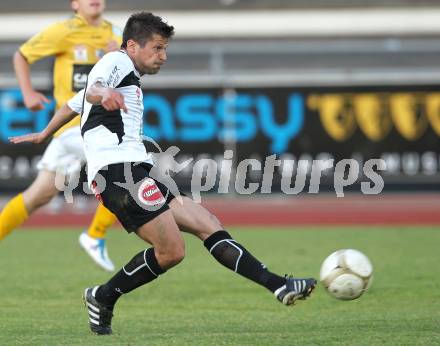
[320,249,373,300]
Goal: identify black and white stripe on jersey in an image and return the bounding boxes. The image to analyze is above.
[117,71,140,88]
[81,71,140,142]
[81,106,125,143]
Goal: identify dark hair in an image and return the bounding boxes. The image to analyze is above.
[121,12,174,48]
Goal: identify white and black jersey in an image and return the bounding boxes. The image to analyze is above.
[67,88,85,114]
[80,50,153,186]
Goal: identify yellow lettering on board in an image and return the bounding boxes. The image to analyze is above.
[308,94,356,142]
[354,93,392,142]
[390,93,428,141]
[425,93,440,136]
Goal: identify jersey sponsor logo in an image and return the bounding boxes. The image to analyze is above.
[107,65,121,87]
[137,178,166,206]
[72,64,94,91]
[73,45,88,62]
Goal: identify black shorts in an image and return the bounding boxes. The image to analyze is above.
[92,162,178,233]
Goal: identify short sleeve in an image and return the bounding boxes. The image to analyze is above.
[87,52,130,89]
[67,89,85,114]
[19,22,68,64]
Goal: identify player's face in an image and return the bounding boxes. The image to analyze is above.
[133,35,169,75]
[72,0,105,18]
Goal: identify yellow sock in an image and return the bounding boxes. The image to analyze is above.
[0,194,29,241]
[87,204,117,239]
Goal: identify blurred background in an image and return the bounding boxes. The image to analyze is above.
[0,0,439,226]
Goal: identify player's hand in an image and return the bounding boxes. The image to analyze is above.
[101,89,128,112]
[9,132,46,144]
[23,90,50,111]
[106,40,120,52]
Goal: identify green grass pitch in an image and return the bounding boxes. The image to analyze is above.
[0,226,439,345]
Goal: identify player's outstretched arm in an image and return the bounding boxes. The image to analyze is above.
[86,81,127,112]
[9,103,77,144]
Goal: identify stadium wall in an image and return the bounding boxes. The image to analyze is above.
[3,8,440,40]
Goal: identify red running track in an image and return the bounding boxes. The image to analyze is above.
[15,193,440,227]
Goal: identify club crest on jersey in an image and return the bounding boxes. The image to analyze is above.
[73,45,88,62]
[137,178,166,206]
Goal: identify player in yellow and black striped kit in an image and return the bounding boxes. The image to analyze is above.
[0,0,120,271]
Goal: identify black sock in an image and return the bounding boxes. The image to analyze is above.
[95,247,166,306]
[204,230,285,293]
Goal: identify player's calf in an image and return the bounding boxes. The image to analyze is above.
[203,230,317,305]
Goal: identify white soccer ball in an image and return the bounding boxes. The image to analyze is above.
[320,249,373,300]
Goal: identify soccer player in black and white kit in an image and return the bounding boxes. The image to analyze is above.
[11,12,316,335]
